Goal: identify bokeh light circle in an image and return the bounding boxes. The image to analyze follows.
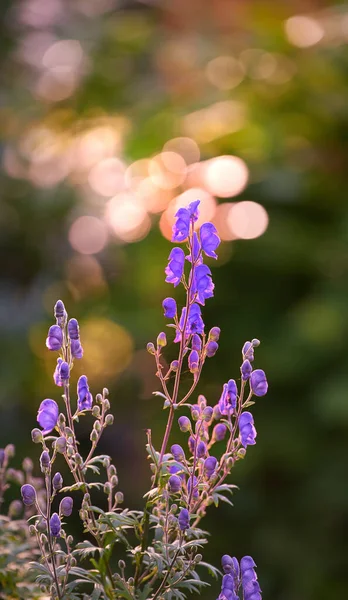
[69,216,108,254]
[204,155,249,198]
[227,201,269,239]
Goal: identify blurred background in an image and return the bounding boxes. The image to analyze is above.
[1,0,348,598]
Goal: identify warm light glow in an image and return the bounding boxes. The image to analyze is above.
[148,152,187,189]
[68,216,108,254]
[65,255,107,299]
[17,32,57,68]
[42,39,84,70]
[206,56,245,90]
[135,178,173,213]
[213,202,237,241]
[183,101,246,144]
[204,156,249,198]
[106,193,151,242]
[160,188,216,240]
[163,137,200,165]
[88,157,126,196]
[34,68,78,102]
[73,126,124,171]
[125,159,151,190]
[285,15,324,48]
[227,201,269,239]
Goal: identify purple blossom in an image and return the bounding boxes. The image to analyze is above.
[190,404,201,420]
[250,369,268,397]
[50,512,61,537]
[53,358,63,386]
[172,200,200,242]
[178,416,191,432]
[188,436,195,454]
[169,464,185,480]
[46,325,63,351]
[168,474,182,493]
[60,496,73,517]
[178,507,190,531]
[239,412,257,447]
[60,361,70,381]
[191,333,202,352]
[55,437,67,453]
[187,475,199,499]
[242,341,254,362]
[53,472,63,490]
[186,231,202,263]
[21,484,36,506]
[37,399,59,435]
[68,318,80,340]
[212,423,227,442]
[218,380,238,416]
[204,456,218,478]
[222,555,240,578]
[200,222,221,259]
[77,375,93,411]
[188,349,199,373]
[54,300,66,323]
[165,247,185,287]
[241,359,252,381]
[71,339,83,359]
[209,326,221,341]
[196,440,207,458]
[40,450,50,470]
[162,297,177,318]
[171,444,186,462]
[240,556,261,600]
[174,303,205,343]
[206,340,218,357]
[202,406,213,422]
[191,264,214,305]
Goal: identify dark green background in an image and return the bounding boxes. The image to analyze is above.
[1,1,348,598]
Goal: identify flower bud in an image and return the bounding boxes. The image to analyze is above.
[6,468,24,485]
[188,350,199,374]
[213,404,222,420]
[204,456,218,479]
[55,437,67,454]
[188,436,195,454]
[108,464,117,476]
[202,406,213,422]
[60,361,70,381]
[198,395,207,409]
[29,524,37,535]
[50,513,61,537]
[90,429,99,443]
[178,416,191,432]
[53,472,63,491]
[67,535,74,545]
[168,474,182,493]
[67,445,74,457]
[40,451,50,470]
[208,327,220,342]
[96,393,103,403]
[0,448,5,467]
[206,341,218,357]
[5,444,15,458]
[110,475,118,488]
[115,491,124,504]
[74,453,83,465]
[170,360,179,371]
[22,458,33,472]
[162,297,177,319]
[252,338,260,347]
[54,300,66,323]
[21,484,37,506]
[195,554,202,563]
[105,414,114,426]
[103,399,110,411]
[241,359,252,381]
[92,405,101,418]
[237,448,246,459]
[118,559,126,570]
[212,423,227,442]
[60,496,73,517]
[196,441,207,458]
[146,342,156,355]
[157,332,167,348]
[46,325,63,351]
[191,334,202,352]
[170,503,178,514]
[250,369,268,396]
[9,499,23,518]
[104,482,112,495]
[32,427,44,444]
[171,444,186,462]
[190,404,200,421]
[94,420,101,433]
[178,508,190,531]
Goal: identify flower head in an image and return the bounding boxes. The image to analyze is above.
[200,222,220,259]
[46,325,63,351]
[178,507,190,531]
[21,484,36,506]
[174,303,205,343]
[218,380,238,416]
[239,412,257,447]
[250,369,268,397]
[165,247,185,287]
[191,264,215,305]
[172,200,200,242]
[241,359,252,381]
[37,399,59,435]
[162,297,177,319]
[77,375,93,411]
[50,513,61,537]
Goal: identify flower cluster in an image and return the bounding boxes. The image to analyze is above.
[218,554,262,600]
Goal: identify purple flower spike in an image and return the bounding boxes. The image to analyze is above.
[218,379,238,416]
[191,264,214,305]
[50,513,61,537]
[163,297,177,318]
[21,484,36,506]
[178,507,190,531]
[37,399,59,435]
[168,474,182,493]
[200,222,220,259]
[172,201,200,242]
[46,325,63,351]
[171,444,185,462]
[204,456,218,478]
[165,248,185,287]
[60,496,73,517]
[241,359,252,381]
[77,375,93,411]
[239,412,257,447]
[250,369,268,397]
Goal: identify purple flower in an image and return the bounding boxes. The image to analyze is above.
[77,375,93,411]
[240,557,261,600]
[174,303,205,343]
[168,474,182,493]
[55,437,67,453]
[239,412,257,447]
[46,325,63,351]
[218,380,238,416]
[60,361,70,381]
[202,406,213,422]
[165,247,185,287]
[60,496,73,517]
[54,300,66,321]
[222,555,239,578]
[187,475,199,499]
[191,264,214,305]
[71,339,83,359]
[212,423,227,442]
[178,416,191,432]
[190,404,201,420]
[188,350,199,373]
[53,358,63,386]
[178,507,190,531]
[188,436,195,454]
[186,232,202,263]
[250,369,268,397]
[40,451,50,470]
[169,464,185,480]
[21,484,36,506]
[242,341,254,361]
[171,444,185,462]
[50,512,61,537]
[206,341,218,357]
[204,456,218,478]
[53,472,63,490]
[196,440,207,458]
[172,200,200,242]
[37,399,59,435]
[68,318,79,340]
[209,326,221,341]
[200,222,220,259]
[162,297,177,318]
[241,359,252,381]
[191,334,202,352]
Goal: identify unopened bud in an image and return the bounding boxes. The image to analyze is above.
[9,499,23,518]
[90,429,98,443]
[94,420,102,433]
[55,437,67,453]
[70,557,77,567]
[170,503,178,514]
[147,342,156,355]
[178,416,191,432]
[103,457,110,469]
[115,491,124,504]
[22,457,33,472]
[105,414,114,426]
[74,453,83,465]
[96,393,103,404]
[118,559,126,570]
[67,445,74,457]
[157,332,167,348]
[206,341,218,358]
[103,399,110,411]
[198,395,207,409]
[58,413,66,427]
[237,448,246,459]
[5,444,15,458]
[195,554,202,563]
[208,327,220,342]
[29,524,37,535]
[92,405,101,418]
[170,360,179,371]
[52,472,63,490]
[103,388,109,397]
[252,338,260,347]
[67,535,73,545]
[31,428,43,444]
[110,475,118,487]
[104,482,112,495]
[108,465,117,477]
[40,451,50,471]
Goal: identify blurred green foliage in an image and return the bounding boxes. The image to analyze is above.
[1,1,348,598]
